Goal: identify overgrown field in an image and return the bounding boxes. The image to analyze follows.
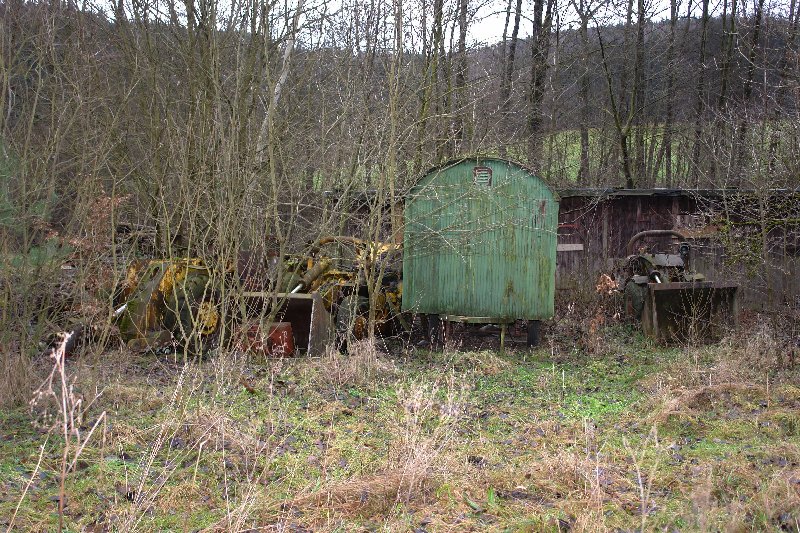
[1,326,799,532]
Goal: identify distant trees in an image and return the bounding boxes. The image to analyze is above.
[475,0,798,188]
[1,0,799,260]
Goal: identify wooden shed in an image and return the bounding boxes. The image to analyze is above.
[402,157,558,321]
[556,188,800,310]
[556,188,702,288]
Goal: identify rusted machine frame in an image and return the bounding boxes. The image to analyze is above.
[107,235,399,357]
[626,230,688,255]
[621,229,740,344]
[117,259,218,352]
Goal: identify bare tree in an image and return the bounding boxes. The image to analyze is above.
[597,23,635,187]
[527,0,555,165]
[572,0,604,184]
[661,0,681,186]
[500,0,523,117]
[690,0,710,186]
[735,0,766,180]
[454,0,470,150]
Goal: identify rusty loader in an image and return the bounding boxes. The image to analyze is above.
[620,230,738,343]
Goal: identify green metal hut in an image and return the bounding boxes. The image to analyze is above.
[402,157,558,343]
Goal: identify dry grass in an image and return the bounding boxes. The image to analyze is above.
[179,405,274,460]
[155,481,218,513]
[683,453,800,533]
[314,339,397,389]
[0,348,36,409]
[288,469,435,517]
[438,348,511,376]
[653,382,765,423]
[710,315,799,383]
[102,382,167,412]
[526,451,639,507]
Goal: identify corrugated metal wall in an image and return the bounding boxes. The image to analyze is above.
[402,157,558,319]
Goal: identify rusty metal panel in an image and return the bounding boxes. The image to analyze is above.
[642,281,739,343]
[402,157,558,320]
[242,291,333,356]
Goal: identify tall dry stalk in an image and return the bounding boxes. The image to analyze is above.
[29,332,106,532]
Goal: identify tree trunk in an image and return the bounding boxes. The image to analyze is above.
[633,0,647,182]
[415,0,434,169]
[619,0,634,120]
[500,0,523,111]
[576,0,592,184]
[718,0,737,110]
[691,0,710,186]
[432,0,447,160]
[663,0,678,187]
[454,0,469,150]
[735,0,765,181]
[597,26,634,188]
[527,0,554,166]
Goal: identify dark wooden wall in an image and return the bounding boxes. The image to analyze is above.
[557,194,695,287]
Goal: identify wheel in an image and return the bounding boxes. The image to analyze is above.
[526,320,541,347]
[623,281,647,321]
[164,274,221,356]
[425,314,444,350]
[335,294,368,351]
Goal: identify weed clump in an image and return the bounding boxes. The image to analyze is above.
[714,315,798,381]
[317,339,396,389]
[284,375,464,527]
[0,348,35,408]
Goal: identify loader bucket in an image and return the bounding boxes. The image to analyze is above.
[243,291,333,356]
[641,282,738,344]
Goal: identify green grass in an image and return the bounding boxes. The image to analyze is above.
[1,330,798,531]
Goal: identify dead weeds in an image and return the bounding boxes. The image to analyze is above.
[312,340,397,389]
[287,469,436,518]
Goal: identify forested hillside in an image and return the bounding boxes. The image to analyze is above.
[3,0,799,247]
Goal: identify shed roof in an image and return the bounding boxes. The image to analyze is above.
[557,187,800,198]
